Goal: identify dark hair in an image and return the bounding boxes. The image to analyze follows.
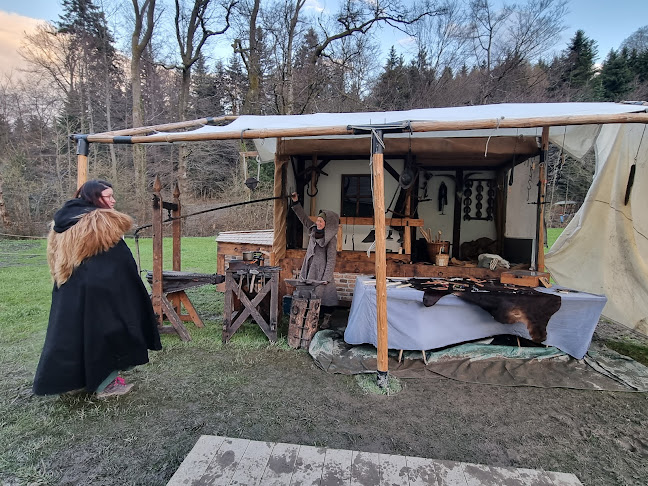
[74,180,113,207]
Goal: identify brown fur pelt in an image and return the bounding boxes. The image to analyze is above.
[47,209,133,286]
[422,286,562,343]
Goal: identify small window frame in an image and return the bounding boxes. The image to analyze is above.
[341,174,373,218]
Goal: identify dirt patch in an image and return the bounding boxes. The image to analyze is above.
[3,311,647,486]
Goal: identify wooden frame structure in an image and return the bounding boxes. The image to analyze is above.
[150,176,206,341]
[73,107,648,386]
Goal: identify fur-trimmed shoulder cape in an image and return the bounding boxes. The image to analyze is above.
[47,207,133,286]
[34,202,161,395]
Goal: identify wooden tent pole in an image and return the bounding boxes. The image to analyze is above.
[85,112,648,144]
[172,182,181,271]
[537,127,549,271]
[371,130,389,389]
[152,176,164,324]
[271,139,288,266]
[76,137,89,188]
[171,182,182,314]
[94,115,239,137]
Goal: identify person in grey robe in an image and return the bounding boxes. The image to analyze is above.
[290,193,339,321]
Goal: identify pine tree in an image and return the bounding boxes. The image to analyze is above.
[560,30,597,90]
[599,49,633,101]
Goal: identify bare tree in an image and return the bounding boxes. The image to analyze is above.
[130,0,157,202]
[263,0,307,114]
[232,0,262,114]
[468,0,567,102]
[311,0,440,65]
[173,0,236,194]
[468,0,512,73]
[414,0,470,74]
[621,26,648,53]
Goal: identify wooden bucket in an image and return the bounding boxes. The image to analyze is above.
[427,241,450,261]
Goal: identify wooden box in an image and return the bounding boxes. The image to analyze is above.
[500,270,550,288]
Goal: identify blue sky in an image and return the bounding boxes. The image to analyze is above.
[1,0,647,63]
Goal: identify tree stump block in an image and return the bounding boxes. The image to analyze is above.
[287,295,321,349]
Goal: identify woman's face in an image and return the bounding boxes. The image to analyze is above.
[99,188,116,209]
[316,216,326,230]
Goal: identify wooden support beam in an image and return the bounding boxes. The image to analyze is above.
[86,112,648,144]
[76,137,89,188]
[172,182,181,271]
[336,217,423,226]
[271,146,289,266]
[152,176,164,324]
[371,130,389,386]
[537,127,549,271]
[94,115,239,137]
[170,182,182,314]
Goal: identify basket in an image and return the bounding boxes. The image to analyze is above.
[427,241,450,262]
[435,254,450,266]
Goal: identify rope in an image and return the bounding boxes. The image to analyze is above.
[133,194,287,274]
[133,194,285,236]
[634,124,647,163]
[0,232,47,239]
[485,116,504,157]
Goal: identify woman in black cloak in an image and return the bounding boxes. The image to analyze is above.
[33,180,161,398]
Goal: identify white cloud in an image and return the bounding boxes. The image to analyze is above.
[397,36,417,47]
[304,0,325,14]
[0,11,45,79]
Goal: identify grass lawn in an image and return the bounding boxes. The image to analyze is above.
[0,236,291,484]
[546,227,563,250]
[1,234,647,486]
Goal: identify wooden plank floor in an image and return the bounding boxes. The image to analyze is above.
[167,435,583,486]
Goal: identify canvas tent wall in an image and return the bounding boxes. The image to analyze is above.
[80,102,648,338]
[545,123,648,335]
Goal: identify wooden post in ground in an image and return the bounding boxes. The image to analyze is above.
[76,137,89,188]
[537,127,549,271]
[152,176,164,324]
[371,130,389,388]
[170,182,182,314]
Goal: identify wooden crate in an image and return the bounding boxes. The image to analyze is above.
[500,270,550,288]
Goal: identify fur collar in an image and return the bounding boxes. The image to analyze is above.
[47,209,133,286]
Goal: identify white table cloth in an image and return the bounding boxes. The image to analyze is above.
[343,276,607,359]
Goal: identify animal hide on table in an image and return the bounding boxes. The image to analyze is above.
[421,282,562,343]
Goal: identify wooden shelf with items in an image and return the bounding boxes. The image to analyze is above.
[309,215,423,255]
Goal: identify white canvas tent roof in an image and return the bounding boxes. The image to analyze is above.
[168,102,648,162]
[85,102,648,334]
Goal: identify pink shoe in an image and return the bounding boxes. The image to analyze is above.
[96,378,133,399]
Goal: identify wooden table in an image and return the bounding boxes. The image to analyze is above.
[223,263,280,343]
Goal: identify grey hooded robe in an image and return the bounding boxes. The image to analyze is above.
[291,203,339,306]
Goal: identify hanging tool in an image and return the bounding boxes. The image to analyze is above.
[438,181,448,214]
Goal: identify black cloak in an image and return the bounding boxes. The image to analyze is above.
[33,200,161,395]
